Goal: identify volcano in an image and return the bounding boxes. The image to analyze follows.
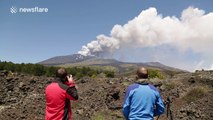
[38,54,184,72]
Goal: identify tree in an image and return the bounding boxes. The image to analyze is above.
[45,66,57,77]
[32,64,45,76]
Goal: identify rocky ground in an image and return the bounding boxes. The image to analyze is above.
[0,70,212,120]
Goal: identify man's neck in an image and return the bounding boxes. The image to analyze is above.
[136,78,149,85]
[53,77,64,83]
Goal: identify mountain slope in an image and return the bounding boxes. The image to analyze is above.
[38,54,185,72]
[38,54,95,65]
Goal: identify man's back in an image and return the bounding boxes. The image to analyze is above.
[45,81,77,120]
[123,83,165,120]
[45,68,78,120]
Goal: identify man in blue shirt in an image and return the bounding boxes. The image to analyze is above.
[122,67,165,120]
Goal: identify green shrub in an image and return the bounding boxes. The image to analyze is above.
[148,69,164,79]
[45,66,58,77]
[0,61,115,78]
[104,71,115,78]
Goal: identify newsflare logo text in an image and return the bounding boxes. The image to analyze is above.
[10,6,48,14]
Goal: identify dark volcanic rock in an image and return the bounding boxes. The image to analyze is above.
[0,70,213,120]
[0,72,48,120]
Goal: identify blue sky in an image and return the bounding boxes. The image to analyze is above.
[0,0,213,71]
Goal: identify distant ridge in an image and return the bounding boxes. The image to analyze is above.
[38,54,185,72]
[38,54,95,65]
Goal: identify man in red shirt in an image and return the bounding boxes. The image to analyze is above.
[45,68,78,120]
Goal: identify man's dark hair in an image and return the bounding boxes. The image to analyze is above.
[56,68,67,82]
[136,67,148,79]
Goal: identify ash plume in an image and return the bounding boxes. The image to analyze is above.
[78,7,213,70]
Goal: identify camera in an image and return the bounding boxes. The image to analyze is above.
[65,74,72,82]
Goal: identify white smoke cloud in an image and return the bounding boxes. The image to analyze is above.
[78,7,213,71]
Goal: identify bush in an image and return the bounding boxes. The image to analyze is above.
[183,86,208,103]
[148,69,164,79]
[45,66,58,77]
[104,71,115,78]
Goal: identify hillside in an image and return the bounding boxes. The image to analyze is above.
[38,54,95,65]
[0,70,212,120]
[39,54,185,73]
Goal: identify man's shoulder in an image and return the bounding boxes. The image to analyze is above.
[47,81,58,85]
[47,81,69,90]
[45,82,69,94]
[147,84,159,92]
[127,83,140,91]
[46,82,57,89]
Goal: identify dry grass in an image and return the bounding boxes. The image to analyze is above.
[164,82,176,90]
[183,86,209,103]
